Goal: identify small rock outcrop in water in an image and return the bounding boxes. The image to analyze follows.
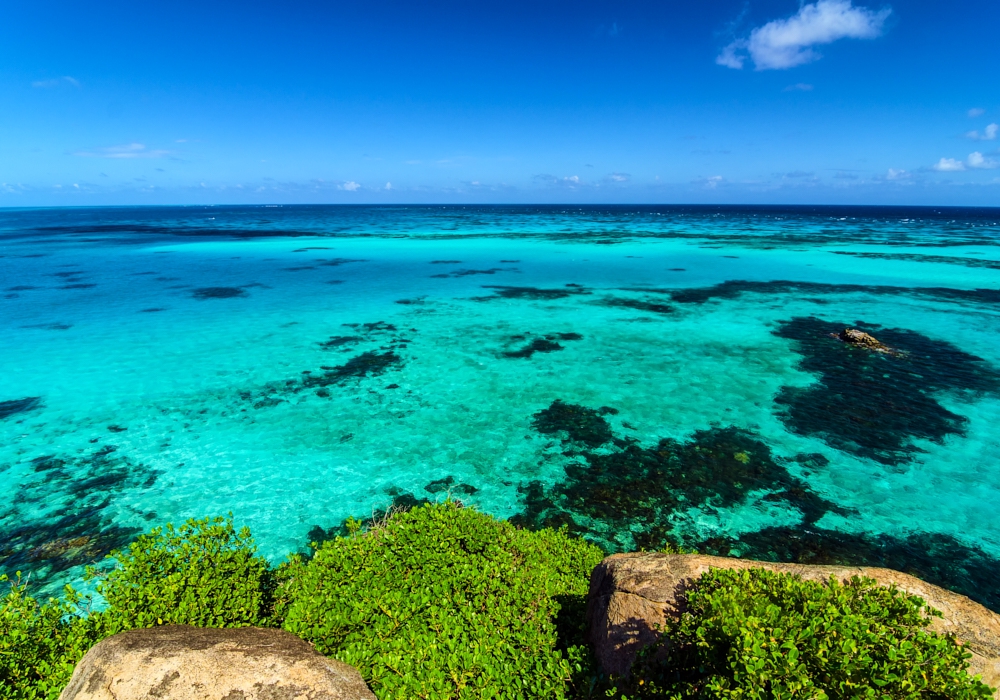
[59,625,375,700]
[587,553,1000,696]
[835,327,896,354]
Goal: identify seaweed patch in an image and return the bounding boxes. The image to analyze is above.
[831,251,1000,270]
[666,279,1000,307]
[513,401,844,552]
[0,447,157,587]
[595,296,674,314]
[502,332,583,359]
[191,287,248,299]
[473,285,591,301]
[319,335,364,350]
[773,316,1000,465]
[430,267,518,279]
[301,350,403,388]
[0,397,42,420]
[316,258,368,267]
[423,475,479,495]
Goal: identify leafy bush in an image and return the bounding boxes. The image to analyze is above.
[0,516,275,700]
[91,516,276,636]
[617,567,993,699]
[280,501,604,699]
[0,575,97,700]
[3,509,994,700]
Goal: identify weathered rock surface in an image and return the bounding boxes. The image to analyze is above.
[836,327,896,354]
[587,553,1000,695]
[59,625,375,700]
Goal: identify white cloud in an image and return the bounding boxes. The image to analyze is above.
[339,181,361,191]
[607,172,630,182]
[968,108,986,118]
[932,158,966,172]
[968,152,999,169]
[73,143,170,159]
[694,175,724,189]
[385,182,392,190]
[784,83,815,91]
[886,168,908,180]
[718,0,890,71]
[32,76,80,88]
[966,123,998,141]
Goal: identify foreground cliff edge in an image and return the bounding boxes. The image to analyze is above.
[587,552,1000,695]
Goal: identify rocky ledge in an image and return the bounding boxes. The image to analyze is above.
[58,625,375,700]
[587,553,1000,696]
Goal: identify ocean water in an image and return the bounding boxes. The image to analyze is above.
[2,204,1000,606]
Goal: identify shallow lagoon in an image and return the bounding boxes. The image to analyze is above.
[2,205,1000,604]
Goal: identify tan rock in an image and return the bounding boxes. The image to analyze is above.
[59,625,375,700]
[587,553,1000,695]
[836,327,896,354]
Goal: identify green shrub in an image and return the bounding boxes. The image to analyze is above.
[280,501,604,699]
[89,515,276,636]
[0,575,98,700]
[617,567,993,699]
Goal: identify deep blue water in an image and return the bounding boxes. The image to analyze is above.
[2,204,1000,606]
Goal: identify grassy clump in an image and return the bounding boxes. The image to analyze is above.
[1,504,994,700]
[614,567,993,699]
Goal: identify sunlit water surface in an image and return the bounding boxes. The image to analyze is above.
[2,205,1000,606]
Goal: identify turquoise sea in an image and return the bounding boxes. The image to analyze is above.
[3,205,1000,606]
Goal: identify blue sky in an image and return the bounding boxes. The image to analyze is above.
[1,0,998,206]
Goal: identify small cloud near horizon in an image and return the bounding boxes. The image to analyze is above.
[932,157,965,172]
[338,181,361,191]
[966,124,998,141]
[717,0,890,71]
[694,175,724,189]
[968,152,999,169]
[73,143,170,159]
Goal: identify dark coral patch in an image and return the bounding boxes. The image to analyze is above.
[502,332,583,359]
[667,279,1000,307]
[531,400,614,448]
[431,267,517,279]
[301,351,402,388]
[191,287,248,299]
[831,251,1000,270]
[0,447,155,587]
[475,285,591,301]
[596,297,674,314]
[774,317,1000,465]
[516,402,843,552]
[430,260,463,264]
[316,258,368,267]
[0,397,42,420]
[503,338,564,358]
[60,283,96,290]
[319,335,363,350]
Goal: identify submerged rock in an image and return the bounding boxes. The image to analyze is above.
[836,327,896,354]
[587,552,1000,696]
[59,625,375,700]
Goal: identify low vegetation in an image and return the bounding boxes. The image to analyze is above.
[0,503,992,699]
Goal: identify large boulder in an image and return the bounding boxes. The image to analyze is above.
[59,625,375,700]
[587,553,1000,694]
